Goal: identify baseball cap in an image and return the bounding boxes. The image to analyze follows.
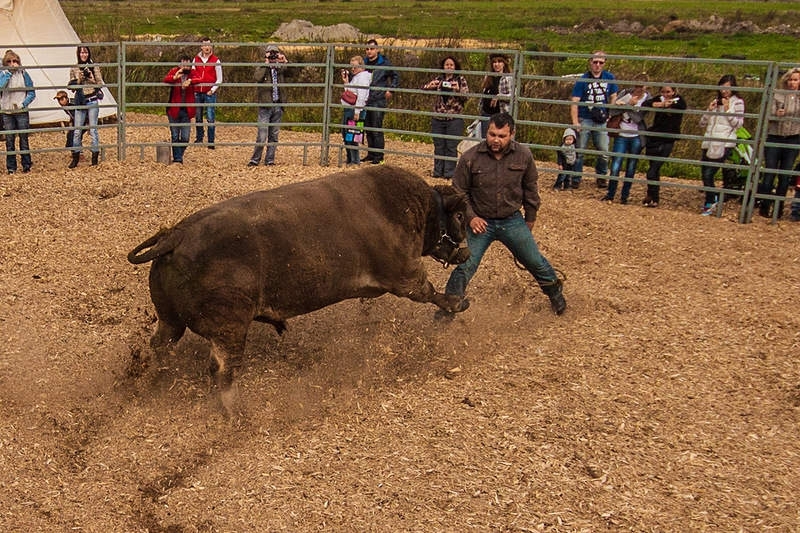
[54,90,68,100]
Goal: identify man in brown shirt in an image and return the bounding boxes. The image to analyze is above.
[439,113,566,317]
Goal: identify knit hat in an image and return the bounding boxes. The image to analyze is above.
[562,127,577,141]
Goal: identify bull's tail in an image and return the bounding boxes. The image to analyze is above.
[127,228,182,264]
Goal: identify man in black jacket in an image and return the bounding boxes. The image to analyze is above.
[363,39,399,164]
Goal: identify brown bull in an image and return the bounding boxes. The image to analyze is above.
[128,165,470,414]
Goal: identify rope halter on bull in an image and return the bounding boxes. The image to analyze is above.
[430,189,468,268]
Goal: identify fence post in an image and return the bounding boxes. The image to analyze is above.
[117,42,126,162]
[742,63,779,223]
[320,44,334,166]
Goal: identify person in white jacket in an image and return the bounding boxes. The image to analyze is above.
[340,56,371,166]
[698,74,744,215]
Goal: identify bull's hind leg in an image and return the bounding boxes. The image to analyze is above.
[149,319,186,369]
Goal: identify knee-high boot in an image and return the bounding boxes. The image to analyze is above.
[91,152,99,166]
[68,152,80,169]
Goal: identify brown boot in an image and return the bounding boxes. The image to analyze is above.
[68,152,80,169]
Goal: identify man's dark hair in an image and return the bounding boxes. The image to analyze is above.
[179,54,191,62]
[200,37,211,43]
[488,112,515,132]
[366,38,378,47]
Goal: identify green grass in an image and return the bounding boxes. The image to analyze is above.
[62,0,800,61]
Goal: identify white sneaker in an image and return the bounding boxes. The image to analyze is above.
[701,202,717,216]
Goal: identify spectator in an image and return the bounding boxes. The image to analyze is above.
[437,113,566,320]
[340,55,371,166]
[569,51,618,189]
[640,82,687,208]
[164,55,200,164]
[68,45,104,168]
[479,53,513,138]
[248,45,289,167]
[699,74,744,216]
[363,39,399,165]
[603,76,649,204]
[54,90,86,149]
[553,127,577,190]
[422,55,469,178]
[0,49,35,174]
[192,37,222,149]
[758,67,800,219]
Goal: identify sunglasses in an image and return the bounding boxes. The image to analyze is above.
[592,60,606,65]
[8,59,20,64]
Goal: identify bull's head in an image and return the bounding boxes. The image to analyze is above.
[429,186,470,267]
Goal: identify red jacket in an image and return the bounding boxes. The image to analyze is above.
[192,53,221,93]
[164,67,199,120]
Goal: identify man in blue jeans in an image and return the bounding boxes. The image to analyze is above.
[192,37,222,148]
[437,113,566,319]
[569,51,618,189]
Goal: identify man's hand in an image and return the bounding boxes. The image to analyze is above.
[470,217,487,234]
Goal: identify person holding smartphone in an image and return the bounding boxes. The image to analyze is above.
[758,67,800,218]
[163,55,200,164]
[698,74,744,216]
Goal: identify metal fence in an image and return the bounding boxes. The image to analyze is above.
[3,41,799,223]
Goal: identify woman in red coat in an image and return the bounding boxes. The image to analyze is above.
[164,55,200,163]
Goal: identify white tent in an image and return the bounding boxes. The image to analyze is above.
[0,0,117,124]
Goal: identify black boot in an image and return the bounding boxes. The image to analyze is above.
[544,280,567,316]
[68,152,80,169]
[91,152,99,166]
[758,200,772,218]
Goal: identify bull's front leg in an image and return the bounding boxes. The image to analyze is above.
[397,272,469,314]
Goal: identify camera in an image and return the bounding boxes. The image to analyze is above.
[82,67,93,79]
[268,51,279,61]
[440,80,453,91]
[182,67,191,74]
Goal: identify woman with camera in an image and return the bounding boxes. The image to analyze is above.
[479,54,513,139]
[163,55,200,164]
[340,56,371,166]
[422,56,469,179]
[67,46,105,168]
[699,74,745,216]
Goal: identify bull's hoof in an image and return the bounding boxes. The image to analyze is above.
[434,297,470,321]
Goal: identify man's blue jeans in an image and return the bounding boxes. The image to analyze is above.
[194,92,217,144]
[573,117,609,187]
[445,212,559,297]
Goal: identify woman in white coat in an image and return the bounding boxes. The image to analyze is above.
[698,74,745,215]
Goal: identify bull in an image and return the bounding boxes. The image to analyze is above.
[128,165,470,414]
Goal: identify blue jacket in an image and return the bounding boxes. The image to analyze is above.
[0,69,36,110]
[364,53,399,106]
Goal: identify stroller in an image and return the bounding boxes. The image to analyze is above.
[722,126,753,195]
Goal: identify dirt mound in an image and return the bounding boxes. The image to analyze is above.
[1,114,798,530]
